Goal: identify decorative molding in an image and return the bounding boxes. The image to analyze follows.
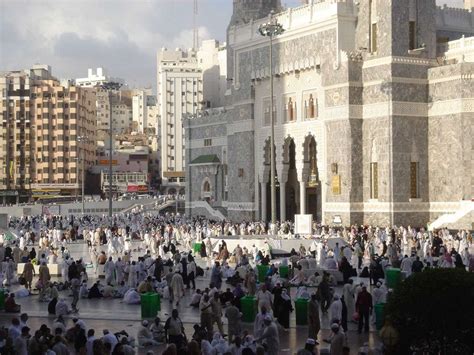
[324,201,473,213]
[192,165,219,175]
[363,56,437,69]
[429,98,474,116]
[324,102,428,120]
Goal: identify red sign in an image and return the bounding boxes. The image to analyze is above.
[127,185,148,193]
[138,185,148,192]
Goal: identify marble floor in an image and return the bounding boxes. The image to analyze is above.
[0,241,382,354]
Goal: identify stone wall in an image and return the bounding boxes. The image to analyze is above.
[428,63,474,203]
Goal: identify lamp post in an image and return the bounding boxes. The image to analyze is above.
[77,135,87,215]
[259,11,284,226]
[99,82,122,218]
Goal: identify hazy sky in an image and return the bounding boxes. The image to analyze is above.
[0,0,465,89]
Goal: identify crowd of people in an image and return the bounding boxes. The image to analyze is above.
[0,212,472,354]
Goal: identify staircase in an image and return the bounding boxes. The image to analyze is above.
[187,201,226,221]
[120,199,177,214]
[428,200,474,231]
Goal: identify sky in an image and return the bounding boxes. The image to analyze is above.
[0,0,465,89]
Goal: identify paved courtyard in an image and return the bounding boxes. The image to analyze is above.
[0,241,382,354]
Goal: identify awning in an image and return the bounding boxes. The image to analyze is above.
[190,154,220,165]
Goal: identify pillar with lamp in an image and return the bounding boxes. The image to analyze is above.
[99,82,122,218]
[258,11,284,226]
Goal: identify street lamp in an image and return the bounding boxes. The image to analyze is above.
[259,11,284,226]
[77,135,88,214]
[99,82,122,218]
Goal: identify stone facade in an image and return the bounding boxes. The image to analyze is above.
[185,0,474,228]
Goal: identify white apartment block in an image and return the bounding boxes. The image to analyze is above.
[157,41,227,194]
[132,89,159,134]
[157,48,203,194]
[75,68,125,88]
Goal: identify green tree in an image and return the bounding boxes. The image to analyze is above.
[385,268,474,354]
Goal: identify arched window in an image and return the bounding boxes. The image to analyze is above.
[201,178,212,201]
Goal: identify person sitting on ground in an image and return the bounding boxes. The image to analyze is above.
[290,265,305,285]
[137,320,160,347]
[79,280,88,298]
[306,272,322,287]
[150,317,165,343]
[4,293,21,313]
[137,276,154,294]
[102,283,115,298]
[115,281,129,298]
[227,270,243,287]
[189,289,202,308]
[88,281,103,299]
[55,298,70,317]
[324,255,338,270]
[123,288,141,304]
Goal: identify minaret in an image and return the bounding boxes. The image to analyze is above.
[229,0,282,27]
[227,0,283,81]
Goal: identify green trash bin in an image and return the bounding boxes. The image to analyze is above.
[141,292,160,318]
[0,289,5,311]
[257,265,269,283]
[279,265,289,279]
[295,298,309,325]
[241,296,258,322]
[193,243,202,254]
[385,268,401,289]
[375,303,385,330]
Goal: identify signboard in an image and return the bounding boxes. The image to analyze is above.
[295,214,313,235]
[127,185,138,192]
[98,159,118,166]
[127,185,148,193]
[331,175,341,195]
[333,215,342,225]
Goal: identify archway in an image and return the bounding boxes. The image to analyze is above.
[201,178,212,202]
[303,135,322,221]
[262,138,280,222]
[282,137,299,221]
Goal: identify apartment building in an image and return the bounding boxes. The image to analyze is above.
[0,70,34,203]
[76,68,130,134]
[132,89,159,134]
[157,48,204,194]
[0,65,97,203]
[157,41,226,194]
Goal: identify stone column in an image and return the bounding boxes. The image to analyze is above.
[299,181,306,214]
[261,182,267,222]
[279,181,286,221]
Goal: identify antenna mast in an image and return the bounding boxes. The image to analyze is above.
[193,0,199,50]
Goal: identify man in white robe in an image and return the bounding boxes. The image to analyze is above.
[343,280,355,321]
[329,294,342,323]
[104,257,116,285]
[169,270,185,307]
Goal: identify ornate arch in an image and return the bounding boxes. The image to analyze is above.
[201,177,212,200]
